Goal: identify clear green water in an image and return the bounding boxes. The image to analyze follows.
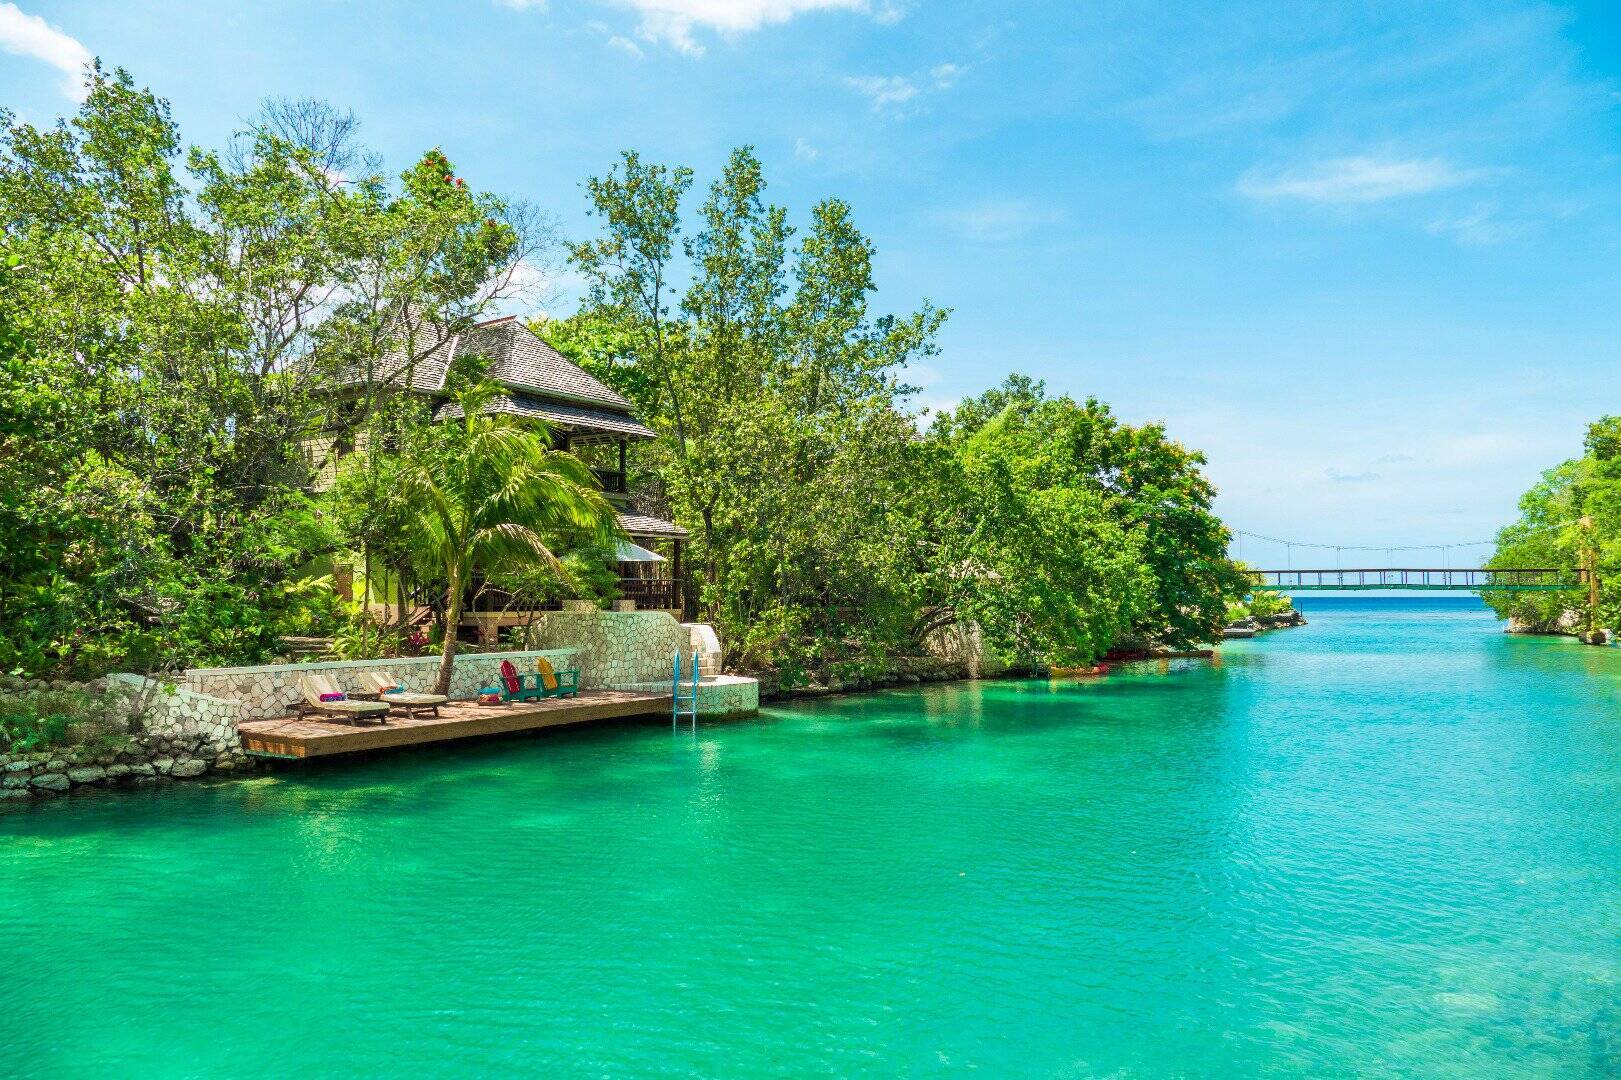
[3,596,1620,1078]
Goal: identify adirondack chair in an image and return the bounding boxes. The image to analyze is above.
[499,659,547,703]
[534,656,580,698]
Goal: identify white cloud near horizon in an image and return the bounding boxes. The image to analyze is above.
[0,3,90,101]
[1238,155,1482,204]
[794,137,819,160]
[602,0,883,56]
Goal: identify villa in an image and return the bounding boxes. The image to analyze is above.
[307,315,689,639]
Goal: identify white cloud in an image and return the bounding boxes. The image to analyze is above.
[1426,203,1526,246]
[844,74,918,113]
[939,199,1064,244]
[845,60,965,117]
[0,3,91,101]
[607,34,644,58]
[608,0,880,56]
[495,0,547,9]
[793,137,819,161]
[1238,156,1481,204]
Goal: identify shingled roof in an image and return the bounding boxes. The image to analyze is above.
[434,393,656,439]
[349,325,459,393]
[342,315,648,440]
[459,317,634,412]
[617,512,689,540]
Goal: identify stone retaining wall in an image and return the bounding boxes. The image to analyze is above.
[5,626,760,802]
[184,649,581,723]
[2,676,254,802]
[612,674,760,718]
[523,611,686,688]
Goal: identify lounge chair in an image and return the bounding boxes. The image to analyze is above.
[534,656,580,699]
[499,659,547,703]
[297,673,390,725]
[359,671,448,719]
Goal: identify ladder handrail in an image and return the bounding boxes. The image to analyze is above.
[672,651,699,730]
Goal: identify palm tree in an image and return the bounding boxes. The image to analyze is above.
[401,382,617,694]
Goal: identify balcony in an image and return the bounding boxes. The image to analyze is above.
[590,467,627,494]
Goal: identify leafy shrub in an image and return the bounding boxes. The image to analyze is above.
[0,686,133,756]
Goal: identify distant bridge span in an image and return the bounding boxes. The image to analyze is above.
[1248,568,1589,592]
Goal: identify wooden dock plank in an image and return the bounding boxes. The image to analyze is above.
[238,690,672,759]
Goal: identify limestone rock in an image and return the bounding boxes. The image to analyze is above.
[169,759,208,778]
[67,767,107,784]
[30,773,70,792]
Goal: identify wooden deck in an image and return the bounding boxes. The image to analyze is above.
[238,690,672,759]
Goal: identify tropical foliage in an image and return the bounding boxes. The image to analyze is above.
[2,67,1250,683]
[551,150,1249,678]
[0,66,550,677]
[1484,416,1619,632]
[393,381,615,692]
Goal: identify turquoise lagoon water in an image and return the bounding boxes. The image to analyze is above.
[2,595,1619,1077]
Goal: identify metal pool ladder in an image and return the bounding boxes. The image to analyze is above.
[672,651,699,731]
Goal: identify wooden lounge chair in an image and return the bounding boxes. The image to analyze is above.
[534,656,580,699]
[297,673,390,725]
[499,659,547,703]
[359,671,448,719]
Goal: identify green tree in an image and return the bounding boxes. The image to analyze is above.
[400,382,617,693]
[571,147,946,674]
[931,377,1247,653]
[1485,416,1621,633]
[0,66,550,675]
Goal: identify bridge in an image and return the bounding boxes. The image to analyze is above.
[1248,568,1588,592]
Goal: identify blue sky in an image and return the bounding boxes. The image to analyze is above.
[4,1,1620,562]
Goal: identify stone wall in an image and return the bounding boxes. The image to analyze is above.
[4,625,760,802]
[184,649,581,722]
[2,676,254,802]
[522,611,686,688]
[613,674,760,718]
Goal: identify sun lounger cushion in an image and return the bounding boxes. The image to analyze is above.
[381,690,446,705]
[319,692,345,702]
[318,698,389,714]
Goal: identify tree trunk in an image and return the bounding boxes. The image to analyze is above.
[434,568,464,695]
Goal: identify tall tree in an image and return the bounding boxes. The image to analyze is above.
[400,382,617,693]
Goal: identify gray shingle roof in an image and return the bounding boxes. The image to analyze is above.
[338,316,648,441]
[617,512,689,540]
[434,393,656,439]
[339,325,458,393]
[460,318,634,412]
